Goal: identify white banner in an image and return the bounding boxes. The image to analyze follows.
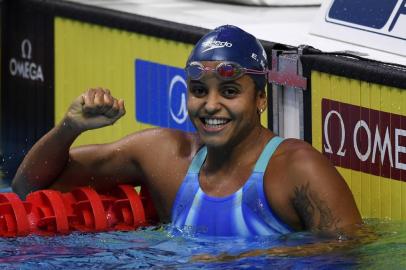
[310,0,406,57]
[206,0,321,5]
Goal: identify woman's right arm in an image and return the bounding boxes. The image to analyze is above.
[12,88,126,197]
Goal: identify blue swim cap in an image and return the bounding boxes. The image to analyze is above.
[186,25,268,90]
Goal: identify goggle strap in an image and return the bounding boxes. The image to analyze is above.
[186,62,268,80]
[245,69,267,75]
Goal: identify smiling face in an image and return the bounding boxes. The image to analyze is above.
[187,61,266,148]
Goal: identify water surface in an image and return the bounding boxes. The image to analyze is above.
[0,219,405,269]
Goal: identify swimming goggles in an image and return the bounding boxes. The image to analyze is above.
[185,61,268,81]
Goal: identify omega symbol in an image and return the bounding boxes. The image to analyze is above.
[323,110,347,156]
[21,39,32,59]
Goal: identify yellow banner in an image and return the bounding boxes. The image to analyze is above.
[54,17,268,146]
[311,71,406,220]
[55,17,192,145]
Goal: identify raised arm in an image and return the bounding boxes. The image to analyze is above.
[12,88,126,197]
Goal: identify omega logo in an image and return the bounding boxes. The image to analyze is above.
[21,39,32,59]
[168,75,188,124]
[322,99,406,180]
[323,110,346,157]
[9,38,44,82]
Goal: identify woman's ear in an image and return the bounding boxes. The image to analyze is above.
[257,90,267,114]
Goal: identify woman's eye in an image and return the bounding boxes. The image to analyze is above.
[190,86,207,97]
[222,87,239,97]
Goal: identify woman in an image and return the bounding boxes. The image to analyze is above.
[12,25,361,237]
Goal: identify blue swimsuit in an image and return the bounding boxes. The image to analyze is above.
[171,136,293,237]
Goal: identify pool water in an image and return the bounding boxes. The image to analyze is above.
[0,219,405,269]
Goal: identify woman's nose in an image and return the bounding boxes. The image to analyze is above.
[204,90,221,114]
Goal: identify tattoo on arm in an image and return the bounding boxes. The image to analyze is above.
[292,183,341,231]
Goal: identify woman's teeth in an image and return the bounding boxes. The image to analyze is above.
[203,118,229,127]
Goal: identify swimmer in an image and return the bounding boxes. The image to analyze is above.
[12,25,361,237]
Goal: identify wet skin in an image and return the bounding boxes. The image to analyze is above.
[12,62,362,234]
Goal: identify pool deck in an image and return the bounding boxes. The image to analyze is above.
[65,0,406,66]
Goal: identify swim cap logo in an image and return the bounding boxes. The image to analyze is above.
[201,40,232,53]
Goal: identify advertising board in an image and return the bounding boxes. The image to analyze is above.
[312,71,406,219]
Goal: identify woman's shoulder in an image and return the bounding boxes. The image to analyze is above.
[275,137,315,158]
[269,137,323,176]
[120,128,202,160]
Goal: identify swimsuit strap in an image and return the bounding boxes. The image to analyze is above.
[188,146,207,174]
[188,137,283,174]
[253,136,284,173]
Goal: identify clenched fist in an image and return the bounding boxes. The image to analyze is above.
[63,88,126,132]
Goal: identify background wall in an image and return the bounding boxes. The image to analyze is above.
[2,0,406,220]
